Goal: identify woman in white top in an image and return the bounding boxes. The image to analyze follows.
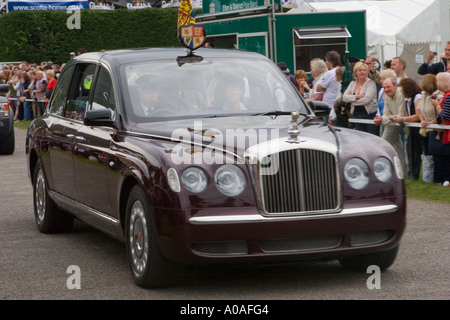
[343,61,379,136]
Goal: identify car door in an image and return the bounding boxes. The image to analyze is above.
[46,64,81,198]
[73,66,117,216]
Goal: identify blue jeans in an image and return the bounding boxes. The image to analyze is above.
[353,111,379,136]
[23,101,34,120]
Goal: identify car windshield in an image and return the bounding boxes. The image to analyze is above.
[121,56,310,122]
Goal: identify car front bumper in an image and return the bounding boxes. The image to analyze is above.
[153,197,407,265]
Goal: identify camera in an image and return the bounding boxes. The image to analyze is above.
[432,51,438,55]
[431,95,436,99]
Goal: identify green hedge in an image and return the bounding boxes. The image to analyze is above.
[0,8,182,65]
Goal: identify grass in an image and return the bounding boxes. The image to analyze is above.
[405,179,449,203]
[15,121,450,204]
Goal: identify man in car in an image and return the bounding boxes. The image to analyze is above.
[137,74,162,116]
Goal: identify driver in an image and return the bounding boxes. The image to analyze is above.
[137,74,162,116]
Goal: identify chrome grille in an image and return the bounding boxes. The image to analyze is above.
[260,148,339,214]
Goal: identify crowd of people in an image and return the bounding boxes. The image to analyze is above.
[283,41,450,185]
[0,48,87,122]
[0,61,63,121]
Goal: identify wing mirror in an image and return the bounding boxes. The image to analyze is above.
[84,108,116,128]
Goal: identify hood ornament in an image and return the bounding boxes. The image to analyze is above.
[286,111,301,144]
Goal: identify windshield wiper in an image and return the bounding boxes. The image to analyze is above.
[255,110,291,117]
[255,110,310,118]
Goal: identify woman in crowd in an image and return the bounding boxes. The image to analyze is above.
[13,71,26,121]
[45,70,57,101]
[294,69,310,99]
[6,67,20,121]
[395,78,423,180]
[430,72,450,184]
[416,74,444,183]
[32,70,47,117]
[20,71,33,121]
[343,61,379,135]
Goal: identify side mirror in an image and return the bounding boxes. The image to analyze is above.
[309,101,330,117]
[84,108,116,128]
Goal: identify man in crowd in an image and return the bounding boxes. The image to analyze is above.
[365,56,381,84]
[390,57,408,83]
[418,41,450,75]
[374,76,406,172]
[316,50,342,122]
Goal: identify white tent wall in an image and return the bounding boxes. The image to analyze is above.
[288,0,444,83]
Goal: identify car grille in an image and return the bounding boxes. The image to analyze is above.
[259,148,339,214]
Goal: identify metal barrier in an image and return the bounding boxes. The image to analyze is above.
[7,95,450,130]
[6,97,46,103]
[348,118,450,130]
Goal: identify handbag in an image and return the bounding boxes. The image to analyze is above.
[428,130,450,155]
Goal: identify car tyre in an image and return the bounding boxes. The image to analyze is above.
[0,129,15,155]
[338,245,399,272]
[33,161,74,233]
[126,185,178,288]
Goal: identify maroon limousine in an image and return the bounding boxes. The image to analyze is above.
[26,45,406,288]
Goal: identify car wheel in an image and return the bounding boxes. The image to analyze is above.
[338,245,399,272]
[126,185,177,288]
[0,130,15,155]
[33,161,74,233]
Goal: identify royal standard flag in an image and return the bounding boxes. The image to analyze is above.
[177,0,196,35]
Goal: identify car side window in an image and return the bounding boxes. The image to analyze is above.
[48,65,74,116]
[91,67,116,117]
[64,63,97,121]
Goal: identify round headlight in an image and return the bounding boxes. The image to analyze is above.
[181,167,208,193]
[344,158,369,190]
[214,165,246,196]
[374,157,392,182]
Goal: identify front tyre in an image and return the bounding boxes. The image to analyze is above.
[126,185,177,288]
[33,161,74,233]
[339,245,399,272]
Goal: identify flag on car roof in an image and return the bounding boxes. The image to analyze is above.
[177,0,196,36]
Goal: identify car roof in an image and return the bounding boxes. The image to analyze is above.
[71,47,267,67]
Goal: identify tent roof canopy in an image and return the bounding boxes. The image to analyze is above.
[287,0,441,47]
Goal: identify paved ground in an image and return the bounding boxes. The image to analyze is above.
[0,127,449,301]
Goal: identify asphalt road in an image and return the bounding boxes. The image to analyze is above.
[1,127,449,302]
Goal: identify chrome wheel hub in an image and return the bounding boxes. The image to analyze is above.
[35,169,46,223]
[129,200,149,276]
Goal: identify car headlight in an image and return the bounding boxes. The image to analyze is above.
[373,157,392,182]
[214,165,246,196]
[344,158,369,190]
[181,167,208,193]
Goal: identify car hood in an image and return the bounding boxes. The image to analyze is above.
[129,115,343,159]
